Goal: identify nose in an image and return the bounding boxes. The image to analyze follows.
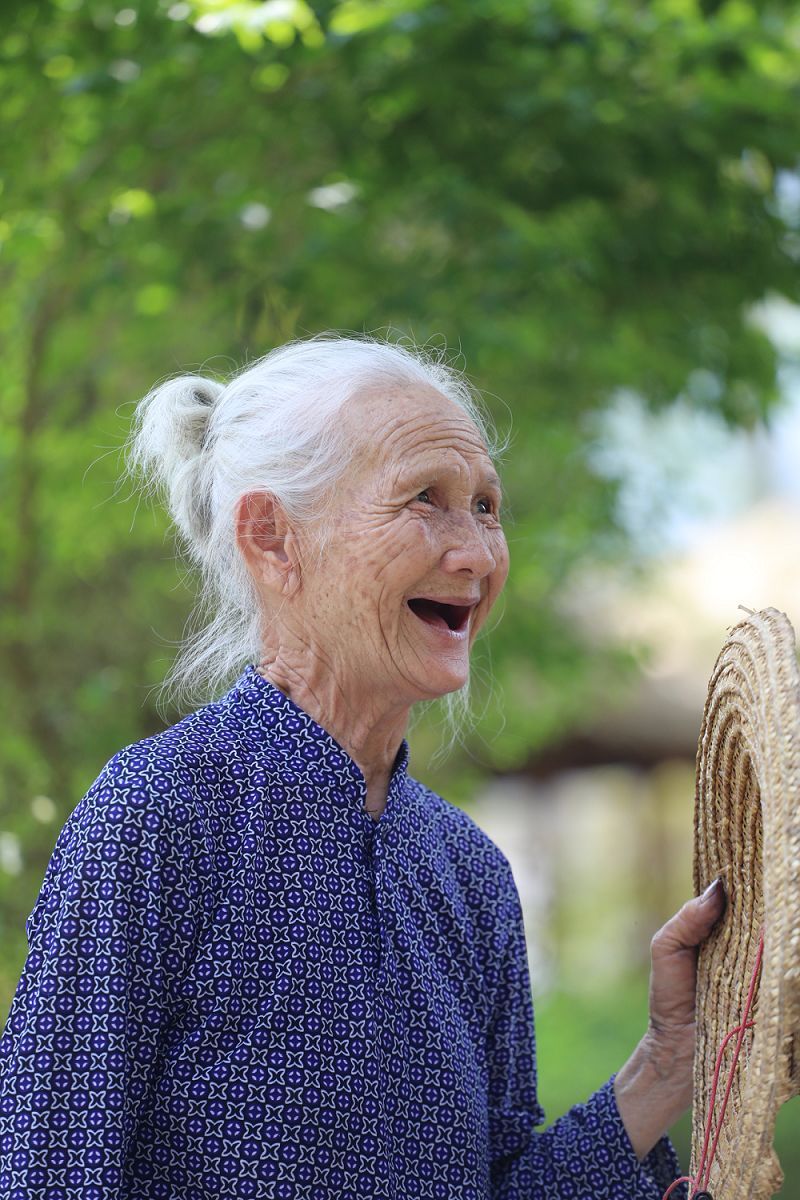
[439,512,498,578]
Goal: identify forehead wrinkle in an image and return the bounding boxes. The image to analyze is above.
[357,384,485,447]
[379,420,492,486]
[384,412,486,455]
[344,386,494,490]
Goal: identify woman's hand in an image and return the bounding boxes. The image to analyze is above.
[613,878,726,1161]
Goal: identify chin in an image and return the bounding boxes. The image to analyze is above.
[413,664,470,701]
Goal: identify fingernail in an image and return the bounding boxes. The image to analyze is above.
[701,877,724,905]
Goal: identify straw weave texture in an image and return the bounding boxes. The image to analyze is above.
[691,606,800,1199]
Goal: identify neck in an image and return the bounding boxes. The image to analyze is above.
[256,651,410,813]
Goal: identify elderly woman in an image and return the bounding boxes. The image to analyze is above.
[0,334,722,1199]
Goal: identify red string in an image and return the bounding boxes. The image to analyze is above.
[661,929,764,1200]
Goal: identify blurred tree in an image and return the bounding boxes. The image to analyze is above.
[2,0,800,966]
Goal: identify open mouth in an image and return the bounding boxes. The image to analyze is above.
[407,597,475,634]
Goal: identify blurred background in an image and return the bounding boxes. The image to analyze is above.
[3,0,800,1185]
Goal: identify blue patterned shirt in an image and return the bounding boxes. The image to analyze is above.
[0,664,685,1198]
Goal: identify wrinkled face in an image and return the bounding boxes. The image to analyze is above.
[293,382,509,707]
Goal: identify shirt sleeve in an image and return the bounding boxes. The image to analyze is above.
[487,868,687,1200]
[0,744,213,1200]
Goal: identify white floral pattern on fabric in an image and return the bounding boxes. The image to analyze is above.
[0,664,686,1198]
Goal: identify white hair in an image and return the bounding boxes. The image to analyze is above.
[123,331,506,738]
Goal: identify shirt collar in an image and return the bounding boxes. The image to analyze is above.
[229,663,411,825]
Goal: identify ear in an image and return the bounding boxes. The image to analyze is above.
[235,491,301,596]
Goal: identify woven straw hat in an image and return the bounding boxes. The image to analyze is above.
[692,606,800,1198]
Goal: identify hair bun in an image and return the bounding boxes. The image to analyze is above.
[180,376,225,455]
[125,373,225,551]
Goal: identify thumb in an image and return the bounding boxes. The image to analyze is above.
[654,878,727,956]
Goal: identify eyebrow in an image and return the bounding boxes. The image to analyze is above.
[396,466,503,494]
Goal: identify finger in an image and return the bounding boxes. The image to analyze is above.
[652,878,726,957]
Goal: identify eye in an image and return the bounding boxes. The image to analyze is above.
[415,489,433,504]
[476,497,495,515]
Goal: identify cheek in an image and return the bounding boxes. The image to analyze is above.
[466,535,508,641]
[488,531,510,598]
[362,515,436,580]
[391,514,438,571]
[338,514,434,606]
[470,540,508,634]
[498,538,510,585]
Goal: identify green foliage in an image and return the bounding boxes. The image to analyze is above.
[3,0,800,956]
